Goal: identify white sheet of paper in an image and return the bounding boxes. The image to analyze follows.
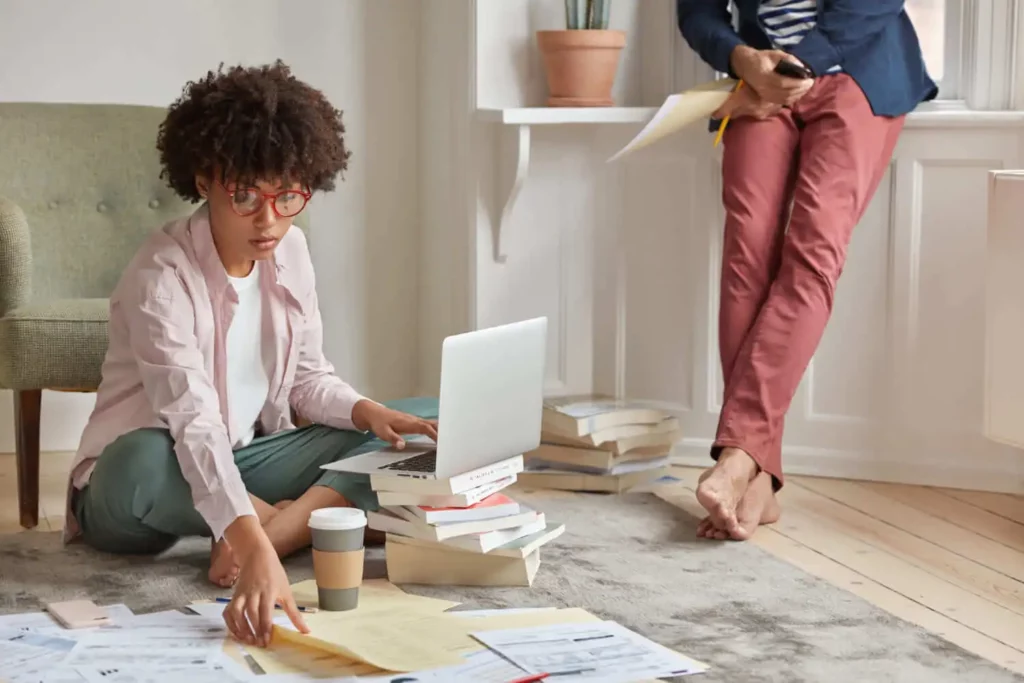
[471,620,709,681]
[0,604,137,638]
[354,648,527,683]
[64,643,223,670]
[452,608,556,618]
[70,611,227,653]
[606,79,737,162]
[10,667,89,683]
[74,656,253,683]
[0,627,78,679]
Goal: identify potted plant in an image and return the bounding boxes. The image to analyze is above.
[537,0,625,107]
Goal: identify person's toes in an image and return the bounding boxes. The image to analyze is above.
[696,517,714,538]
[209,540,240,587]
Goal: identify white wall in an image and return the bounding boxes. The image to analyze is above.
[0,0,420,452]
[418,0,1024,493]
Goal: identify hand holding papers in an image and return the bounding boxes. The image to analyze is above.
[607,78,738,162]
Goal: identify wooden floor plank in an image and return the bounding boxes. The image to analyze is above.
[940,489,1024,526]
[864,481,1024,553]
[780,482,1024,617]
[773,496,1024,651]
[654,481,1024,676]
[794,476,1024,583]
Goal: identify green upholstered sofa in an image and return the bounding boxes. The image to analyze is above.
[0,103,195,528]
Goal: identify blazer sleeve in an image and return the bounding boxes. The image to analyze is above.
[122,265,256,542]
[788,0,907,76]
[676,0,746,76]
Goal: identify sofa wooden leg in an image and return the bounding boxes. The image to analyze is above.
[15,389,41,529]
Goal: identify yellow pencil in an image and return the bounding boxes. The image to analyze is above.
[713,80,744,147]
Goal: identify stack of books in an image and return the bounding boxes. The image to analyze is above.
[519,394,681,492]
[368,456,565,587]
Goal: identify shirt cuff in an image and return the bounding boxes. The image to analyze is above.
[196,482,258,542]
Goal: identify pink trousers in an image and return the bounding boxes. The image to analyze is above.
[713,74,905,489]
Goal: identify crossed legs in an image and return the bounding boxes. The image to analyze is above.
[695,74,905,540]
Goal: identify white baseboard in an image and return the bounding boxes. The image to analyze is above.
[671,438,1024,495]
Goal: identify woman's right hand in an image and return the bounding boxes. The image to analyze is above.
[221,518,309,646]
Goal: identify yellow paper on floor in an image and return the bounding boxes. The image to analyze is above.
[270,578,469,672]
[242,638,381,677]
[291,578,461,614]
[275,606,602,672]
[607,78,737,162]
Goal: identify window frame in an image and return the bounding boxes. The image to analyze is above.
[936,0,962,100]
[951,0,1022,110]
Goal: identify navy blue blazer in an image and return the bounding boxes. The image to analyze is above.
[676,0,938,118]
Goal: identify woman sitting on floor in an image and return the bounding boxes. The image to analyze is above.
[61,60,437,646]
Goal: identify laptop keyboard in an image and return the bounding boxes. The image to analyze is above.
[378,450,437,472]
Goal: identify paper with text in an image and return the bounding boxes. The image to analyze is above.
[607,79,737,162]
[471,619,709,681]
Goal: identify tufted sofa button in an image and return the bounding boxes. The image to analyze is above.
[47,200,57,209]
[97,202,107,213]
[148,199,160,209]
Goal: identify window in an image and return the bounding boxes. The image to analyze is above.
[905,0,946,81]
[904,0,960,99]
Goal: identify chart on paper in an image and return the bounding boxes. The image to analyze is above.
[470,620,708,681]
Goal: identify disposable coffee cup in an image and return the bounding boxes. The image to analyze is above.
[308,507,367,611]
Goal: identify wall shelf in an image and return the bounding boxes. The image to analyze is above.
[476,107,656,263]
[477,106,657,125]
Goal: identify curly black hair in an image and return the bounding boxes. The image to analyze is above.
[156,60,350,202]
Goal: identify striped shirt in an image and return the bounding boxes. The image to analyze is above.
[758,0,841,72]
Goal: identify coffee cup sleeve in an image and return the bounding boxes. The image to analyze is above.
[312,548,365,590]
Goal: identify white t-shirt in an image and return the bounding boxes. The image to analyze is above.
[225,262,270,448]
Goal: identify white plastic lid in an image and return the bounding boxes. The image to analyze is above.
[308,507,367,531]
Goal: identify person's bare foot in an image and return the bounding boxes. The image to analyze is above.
[695,447,759,538]
[729,471,780,540]
[696,516,717,539]
[208,539,240,588]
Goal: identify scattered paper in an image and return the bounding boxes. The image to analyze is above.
[11,668,89,683]
[0,627,77,679]
[356,648,527,682]
[237,637,380,678]
[290,578,461,613]
[73,653,252,683]
[274,611,465,672]
[471,620,709,681]
[607,78,737,162]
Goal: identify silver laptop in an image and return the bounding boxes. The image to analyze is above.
[322,316,548,480]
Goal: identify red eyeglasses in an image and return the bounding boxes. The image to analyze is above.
[219,181,312,218]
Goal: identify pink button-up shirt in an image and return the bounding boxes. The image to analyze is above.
[63,204,367,544]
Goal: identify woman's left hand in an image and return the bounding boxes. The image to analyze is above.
[351,400,438,449]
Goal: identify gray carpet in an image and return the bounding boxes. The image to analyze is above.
[0,488,1020,683]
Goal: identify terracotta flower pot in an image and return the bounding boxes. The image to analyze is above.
[536,29,626,107]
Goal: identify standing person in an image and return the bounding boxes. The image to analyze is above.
[63,60,439,646]
[675,1,937,540]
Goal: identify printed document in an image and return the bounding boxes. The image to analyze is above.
[471,620,709,681]
[607,79,737,162]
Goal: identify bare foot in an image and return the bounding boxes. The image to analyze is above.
[208,539,240,588]
[273,499,294,511]
[729,472,781,540]
[696,447,759,538]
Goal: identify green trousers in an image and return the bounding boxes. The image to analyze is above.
[74,397,438,555]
